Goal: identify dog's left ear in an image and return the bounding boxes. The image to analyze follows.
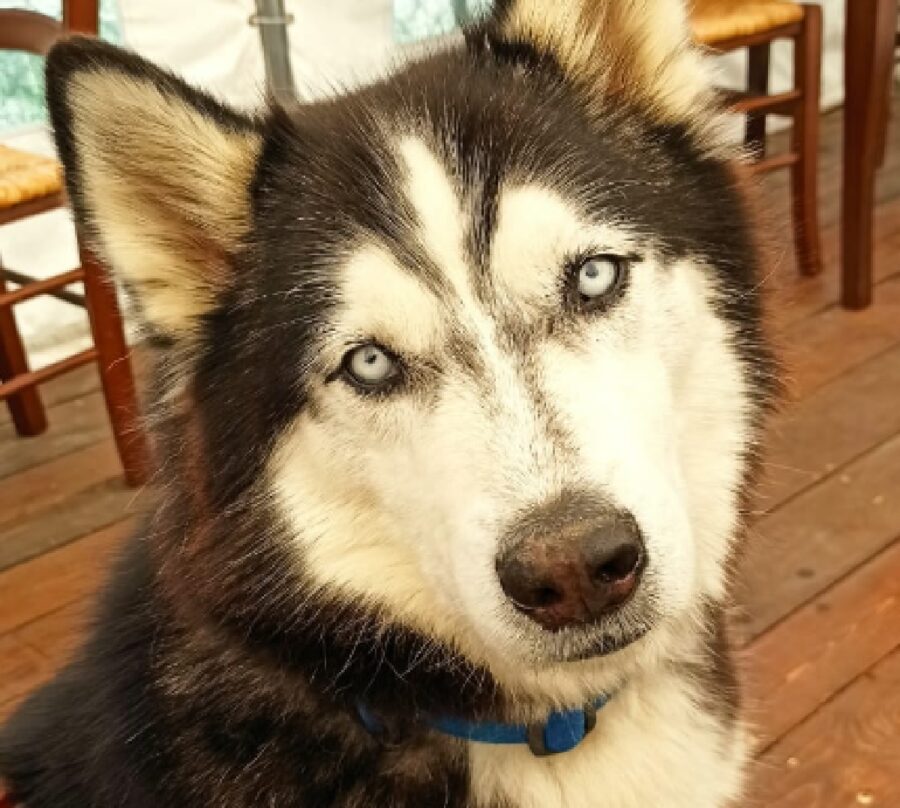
[487,0,710,122]
[46,37,263,337]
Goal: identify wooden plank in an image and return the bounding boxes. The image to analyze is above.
[0,609,86,724]
[0,696,21,725]
[14,599,91,668]
[0,634,52,713]
[749,647,900,807]
[0,520,129,635]
[0,439,119,532]
[777,273,900,399]
[0,389,113,479]
[0,474,140,571]
[780,268,900,393]
[766,201,900,327]
[0,358,99,434]
[756,342,900,511]
[741,539,900,751]
[736,432,900,639]
[0,603,94,728]
[38,360,103,407]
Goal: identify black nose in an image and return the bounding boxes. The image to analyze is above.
[496,503,645,632]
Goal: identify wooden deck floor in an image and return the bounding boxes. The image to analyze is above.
[2,100,900,806]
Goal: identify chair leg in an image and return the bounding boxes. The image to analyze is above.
[80,246,150,486]
[791,4,823,277]
[0,270,48,436]
[842,0,896,309]
[745,42,771,157]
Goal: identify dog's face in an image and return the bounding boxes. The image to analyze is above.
[48,0,773,694]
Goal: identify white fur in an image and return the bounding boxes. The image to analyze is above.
[273,142,750,670]
[469,668,749,808]
[271,139,752,806]
[491,187,634,310]
[397,136,472,300]
[60,3,756,803]
[337,246,445,356]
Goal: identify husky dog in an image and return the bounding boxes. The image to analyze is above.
[1,1,776,805]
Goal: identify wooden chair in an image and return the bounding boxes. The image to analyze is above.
[690,0,823,277]
[841,0,897,309]
[0,2,148,486]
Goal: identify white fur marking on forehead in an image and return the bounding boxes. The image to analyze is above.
[338,246,442,354]
[397,137,472,299]
[492,185,634,304]
[493,187,584,302]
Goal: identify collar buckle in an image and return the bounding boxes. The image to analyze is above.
[526,701,598,757]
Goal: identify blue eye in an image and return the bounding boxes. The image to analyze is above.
[342,343,399,389]
[578,257,618,297]
[571,255,628,307]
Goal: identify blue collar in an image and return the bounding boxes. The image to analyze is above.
[357,694,612,757]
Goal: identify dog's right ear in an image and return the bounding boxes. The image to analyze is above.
[485,0,711,124]
[46,37,263,337]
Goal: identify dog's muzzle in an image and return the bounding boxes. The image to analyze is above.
[496,495,646,632]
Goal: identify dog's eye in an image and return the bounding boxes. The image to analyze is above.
[571,255,628,308]
[342,343,399,391]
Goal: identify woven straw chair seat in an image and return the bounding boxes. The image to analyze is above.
[690,0,805,46]
[0,144,63,210]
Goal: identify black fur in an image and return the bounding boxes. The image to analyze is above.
[1,15,775,807]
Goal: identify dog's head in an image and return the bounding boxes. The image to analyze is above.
[48,0,774,703]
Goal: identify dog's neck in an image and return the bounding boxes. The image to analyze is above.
[357,691,615,757]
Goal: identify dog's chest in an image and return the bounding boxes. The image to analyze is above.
[465,677,747,808]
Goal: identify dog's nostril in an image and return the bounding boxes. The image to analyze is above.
[497,499,647,631]
[496,551,569,612]
[591,544,642,584]
[532,586,564,608]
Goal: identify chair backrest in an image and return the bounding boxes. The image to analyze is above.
[0,9,63,56]
[0,0,98,55]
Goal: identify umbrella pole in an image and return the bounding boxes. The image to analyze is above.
[251,0,298,104]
